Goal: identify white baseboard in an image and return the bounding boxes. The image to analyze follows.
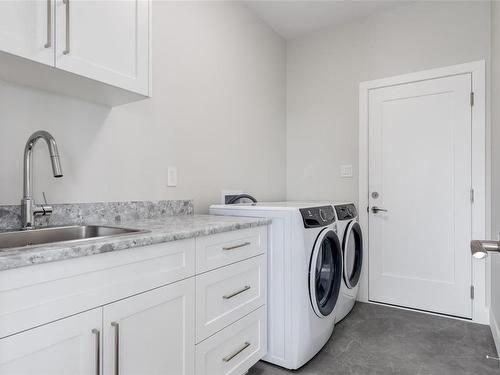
[490,308,500,356]
[367,300,481,323]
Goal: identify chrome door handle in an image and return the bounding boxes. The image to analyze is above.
[62,0,70,55]
[223,242,250,251]
[223,285,251,299]
[471,240,500,259]
[371,206,388,213]
[111,322,119,375]
[44,0,51,48]
[222,342,251,362]
[91,329,100,375]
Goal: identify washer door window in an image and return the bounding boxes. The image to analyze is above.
[343,221,363,289]
[309,229,342,317]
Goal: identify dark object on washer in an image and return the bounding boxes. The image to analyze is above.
[226,194,258,204]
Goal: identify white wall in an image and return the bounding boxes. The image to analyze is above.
[0,1,286,213]
[286,1,491,202]
[490,0,500,352]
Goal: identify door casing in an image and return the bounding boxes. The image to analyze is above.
[358,60,488,324]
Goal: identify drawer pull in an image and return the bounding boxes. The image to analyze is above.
[223,242,251,251]
[223,285,251,300]
[222,342,251,362]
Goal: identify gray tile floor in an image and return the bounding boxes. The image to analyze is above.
[248,302,500,375]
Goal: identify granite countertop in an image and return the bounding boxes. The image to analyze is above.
[0,215,271,272]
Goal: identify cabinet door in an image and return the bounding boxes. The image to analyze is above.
[55,0,150,95]
[103,279,195,375]
[0,308,102,375]
[0,0,54,65]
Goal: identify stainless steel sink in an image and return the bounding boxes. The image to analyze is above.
[0,225,148,250]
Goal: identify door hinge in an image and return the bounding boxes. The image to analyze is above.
[471,285,475,300]
[470,92,474,106]
[470,188,475,203]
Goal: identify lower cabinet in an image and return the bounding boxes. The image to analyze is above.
[103,278,195,375]
[0,279,195,375]
[0,308,102,374]
[0,227,268,375]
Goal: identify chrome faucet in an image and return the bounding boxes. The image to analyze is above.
[21,131,63,230]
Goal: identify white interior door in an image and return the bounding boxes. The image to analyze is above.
[0,0,54,65]
[368,73,473,318]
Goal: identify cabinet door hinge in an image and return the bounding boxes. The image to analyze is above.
[471,285,475,300]
[470,188,475,203]
[470,92,475,106]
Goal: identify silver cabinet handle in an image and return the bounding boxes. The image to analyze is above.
[91,329,100,375]
[223,242,250,251]
[222,342,251,362]
[371,206,388,213]
[62,0,70,54]
[44,0,51,48]
[223,285,250,299]
[111,322,119,375]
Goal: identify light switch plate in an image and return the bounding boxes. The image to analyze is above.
[167,166,177,187]
[340,165,353,178]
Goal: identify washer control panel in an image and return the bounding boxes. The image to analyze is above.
[334,204,357,220]
[299,206,336,228]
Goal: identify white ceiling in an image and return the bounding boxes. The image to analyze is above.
[244,1,407,40]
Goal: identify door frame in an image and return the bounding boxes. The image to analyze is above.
[358,60,488,324]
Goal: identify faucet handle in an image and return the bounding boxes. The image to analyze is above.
[33,204,52,216]
[39,192,53,216]
[42,205,53,216]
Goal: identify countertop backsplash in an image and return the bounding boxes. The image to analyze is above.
[0,200,194,230]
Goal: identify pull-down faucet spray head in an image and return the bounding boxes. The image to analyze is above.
[46,137,63,178]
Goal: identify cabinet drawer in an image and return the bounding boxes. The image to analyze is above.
[196,226,267,273]
[196,255,266,342]
[196,306,267,375]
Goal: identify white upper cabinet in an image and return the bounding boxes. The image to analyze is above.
[0,0,151,106]
[55,0,150,95]
[0,0,54,65]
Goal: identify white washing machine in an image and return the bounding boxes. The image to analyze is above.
[210,202,343,370]
[333,203,364,322]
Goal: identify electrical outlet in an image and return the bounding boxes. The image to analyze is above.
[167,166,177,187]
